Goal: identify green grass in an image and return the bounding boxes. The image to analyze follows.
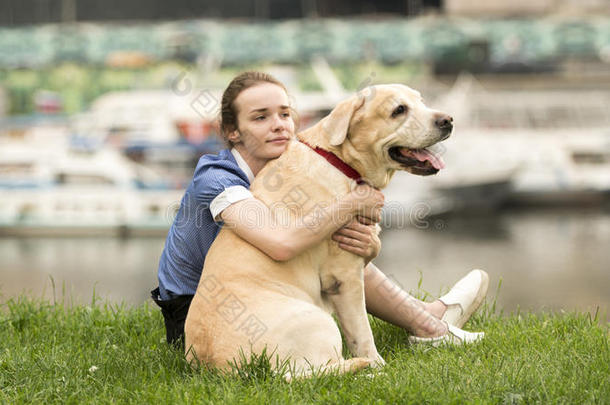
[1,295,608,404]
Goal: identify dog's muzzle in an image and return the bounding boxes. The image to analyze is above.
[388,146,445,176]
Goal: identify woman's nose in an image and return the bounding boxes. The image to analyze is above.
[270,114,285,131]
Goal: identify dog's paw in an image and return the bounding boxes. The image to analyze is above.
[370,353,386,368]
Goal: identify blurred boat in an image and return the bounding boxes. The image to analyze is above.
[68,61,351,185]
[507,129,610,205]
[381,173,453,228]
[69,88,226,187]
[0,140,183,236]
[429,73,610,208]
[0,61,362,235]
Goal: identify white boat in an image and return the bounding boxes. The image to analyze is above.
[382,173,453,229]
[0,140,183,236]
[427,73,610,207]
[507,129,610,205]
[0,66,359,235]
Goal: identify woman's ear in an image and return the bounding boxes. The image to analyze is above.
[227,129,241,144]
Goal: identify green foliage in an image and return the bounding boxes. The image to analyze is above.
[1,295,608,404]
[0,62,428,115]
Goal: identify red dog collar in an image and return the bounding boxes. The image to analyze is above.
[300,140,364,184]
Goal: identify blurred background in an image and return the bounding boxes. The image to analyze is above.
[0,0,609,320]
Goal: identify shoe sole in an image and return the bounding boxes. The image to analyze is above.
[408,324,485,347]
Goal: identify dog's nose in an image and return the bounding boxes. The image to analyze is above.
[435,114,453,131]
[435,114,453,140]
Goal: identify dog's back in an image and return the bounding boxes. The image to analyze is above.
[184,140,361,372]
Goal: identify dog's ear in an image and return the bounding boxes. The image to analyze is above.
[322,95,366,146]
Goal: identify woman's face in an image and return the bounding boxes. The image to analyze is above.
[231,83,295,160]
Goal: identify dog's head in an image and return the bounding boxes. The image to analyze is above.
[308,84,453,188]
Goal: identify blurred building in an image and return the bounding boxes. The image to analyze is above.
[446,0,609,16]
[0,0,443,25]
[1,0,608,25]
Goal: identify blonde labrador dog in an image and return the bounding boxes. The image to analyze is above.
[184,84,453,378]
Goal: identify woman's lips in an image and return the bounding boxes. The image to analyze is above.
[268,137,289,143]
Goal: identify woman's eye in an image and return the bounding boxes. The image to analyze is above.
[391,104,407,118]
[255,116,265,120]
[282,112,291,118]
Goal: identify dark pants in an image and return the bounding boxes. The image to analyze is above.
[151,287,194,347]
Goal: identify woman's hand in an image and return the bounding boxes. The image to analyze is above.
[332,217,381,264]
[347,184,385,223]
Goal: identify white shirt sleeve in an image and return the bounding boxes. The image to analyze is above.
[210,185,253,221]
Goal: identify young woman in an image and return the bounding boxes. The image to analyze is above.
[151,71,488,347]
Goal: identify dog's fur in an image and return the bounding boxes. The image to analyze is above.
[184,84,453,378]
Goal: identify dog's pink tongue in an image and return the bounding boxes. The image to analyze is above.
[399,148,445,170]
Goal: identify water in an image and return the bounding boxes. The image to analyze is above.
[1,208,609,320]
[375,208,610,320]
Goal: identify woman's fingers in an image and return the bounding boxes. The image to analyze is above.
[356,215,376,225]
[337,241,367,255]
[344,219,373,233]
[332,232,364,246]
[333,218,378,258]
[332,216,381,261]
[335,228,369,241]
[332,231,370,250]
[334,223,372,240]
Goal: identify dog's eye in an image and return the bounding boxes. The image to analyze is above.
[391,104,408,118]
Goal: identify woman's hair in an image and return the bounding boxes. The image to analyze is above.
[219,71,296,145]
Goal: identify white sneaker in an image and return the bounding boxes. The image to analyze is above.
[439,269,489,329]
[408,323,484,347]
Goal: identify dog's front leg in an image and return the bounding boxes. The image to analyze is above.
[322,270,385,367]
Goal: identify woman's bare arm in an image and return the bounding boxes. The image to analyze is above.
[219,185,384,261]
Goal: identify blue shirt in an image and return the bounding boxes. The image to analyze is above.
[157,149,251,300]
